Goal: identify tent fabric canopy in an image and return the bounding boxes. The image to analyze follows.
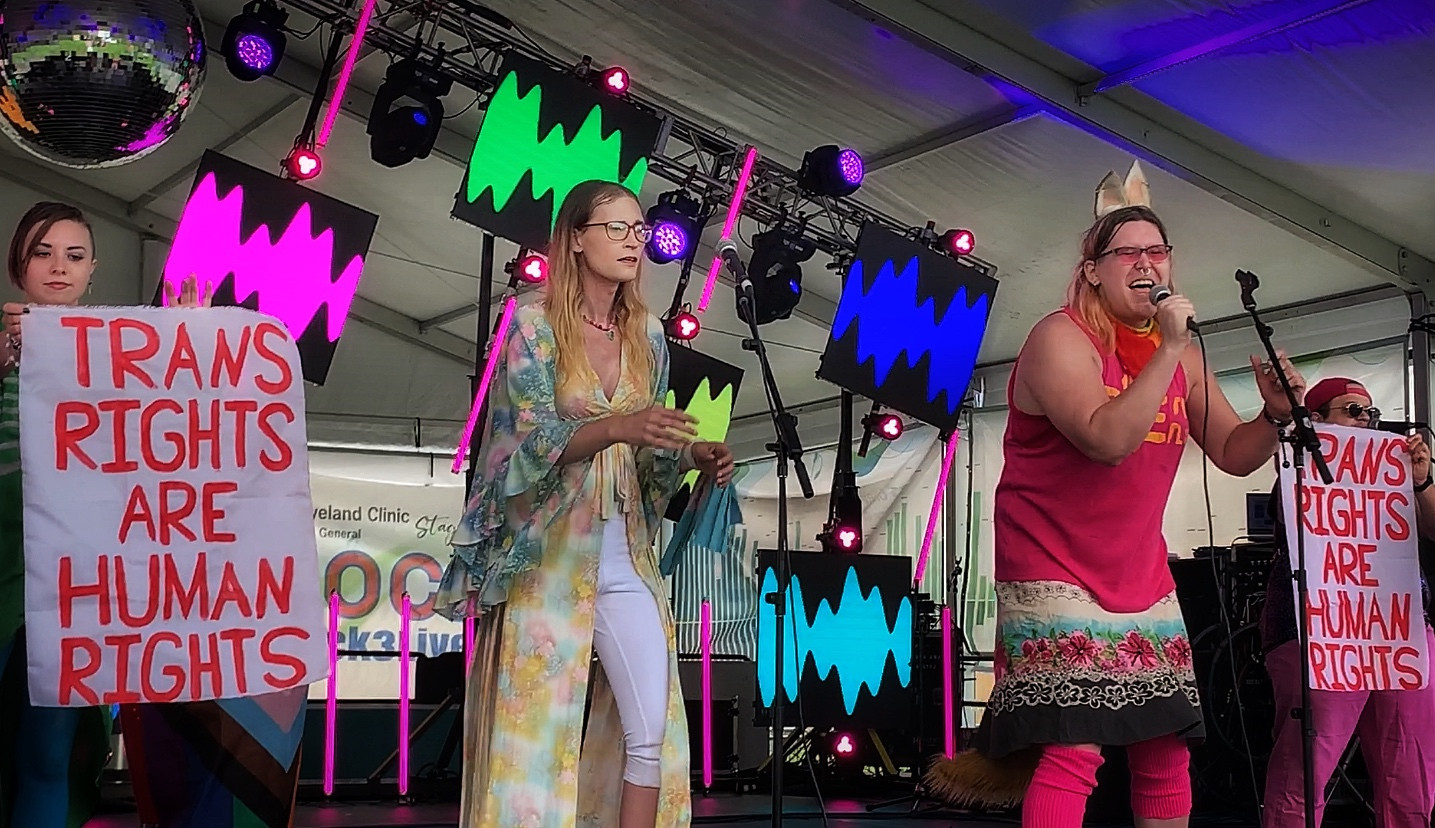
[0,0,1426,444]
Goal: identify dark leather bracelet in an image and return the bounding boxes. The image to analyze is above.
[1261,406,1292,428]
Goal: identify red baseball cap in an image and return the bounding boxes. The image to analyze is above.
[1305,377,1370,413]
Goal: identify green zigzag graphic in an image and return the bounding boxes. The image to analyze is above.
[464,70,649,231]
[666,377,734,489]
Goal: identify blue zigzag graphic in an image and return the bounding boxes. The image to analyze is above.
[757,567,912,713]
[831,256,991,416]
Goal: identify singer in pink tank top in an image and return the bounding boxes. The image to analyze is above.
[926,200,1307,828]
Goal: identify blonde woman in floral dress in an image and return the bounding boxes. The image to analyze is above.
[437,180,734,828]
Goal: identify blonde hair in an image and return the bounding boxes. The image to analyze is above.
[1065,205,1171,353]
[543,180,656,399]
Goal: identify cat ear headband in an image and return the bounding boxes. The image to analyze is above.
[1094,160,1151,218]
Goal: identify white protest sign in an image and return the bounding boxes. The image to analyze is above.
[1280,424,1429,691]
[20,306,327,706]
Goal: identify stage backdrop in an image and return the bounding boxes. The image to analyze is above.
[309,473,466,699]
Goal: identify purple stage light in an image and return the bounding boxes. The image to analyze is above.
[649,220,689,262]
[838,148,864,186]
[234,33,276,73]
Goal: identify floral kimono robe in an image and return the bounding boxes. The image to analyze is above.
[436,300,691,827]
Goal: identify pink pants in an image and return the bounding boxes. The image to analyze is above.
[1263,626,1435,827]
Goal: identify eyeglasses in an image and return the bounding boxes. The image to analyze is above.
[579,221,652,243]
[1094,244,1173,265]
[1325,403,1380,421]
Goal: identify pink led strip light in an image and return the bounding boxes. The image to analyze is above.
[399,593,412,795]
[700,600,714,789]
[697,146,759,312]
[914,429,961,588]
[323,591,339,796]
[317,0,379,147]
[452,295,518,473]
[942,605,956,758]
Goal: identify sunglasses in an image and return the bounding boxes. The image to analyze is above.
[1325,403,1380,421]
[579,221,652,243]
[1094,244,1173,265]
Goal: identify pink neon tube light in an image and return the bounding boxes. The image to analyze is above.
[452,295,518,473]
[317,0,379,147]
[698,146,759,312]
[323,591,339,795]
[398,593,411,795]
[941,605,955,758]
[700,600,714,789]
[914,430,961,587]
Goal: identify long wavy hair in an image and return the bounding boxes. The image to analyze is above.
[544,181,655,398]
[8,201,95,289]
[1065,205,1172,354]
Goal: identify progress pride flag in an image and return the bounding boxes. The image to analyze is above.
[1280,424,1430,692]
[21,307,327,706]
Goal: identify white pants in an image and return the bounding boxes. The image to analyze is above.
[593,518,669,787]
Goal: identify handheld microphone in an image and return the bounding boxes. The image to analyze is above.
[715,238,752,295]
[1375,419,1430,435]
[1147,285,1200,333]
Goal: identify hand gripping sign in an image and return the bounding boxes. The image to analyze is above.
[1279,424,1431,692]
[20,306,327,706]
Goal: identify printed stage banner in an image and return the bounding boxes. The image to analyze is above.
[311,473,466,699]
[20,307,327,705]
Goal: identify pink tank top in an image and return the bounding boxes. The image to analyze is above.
[993,309,1189,613]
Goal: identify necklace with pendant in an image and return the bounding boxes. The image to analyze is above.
[582,313,616,341]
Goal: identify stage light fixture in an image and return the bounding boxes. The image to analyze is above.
[798,145,864,197]
[368,60,452,168]
[285,146,322,181]
[222,0,288,82]
[737,227,816,326]
[664,310,701,342]
[832,732,858,757]
[598,65,631,95]
[516,252,549,284]
[940,228,976,257]
[874,413,903,440]
[821,484,864,554]
[645,190,703,264]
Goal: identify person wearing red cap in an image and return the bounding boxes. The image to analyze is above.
[1260,376,1435,827]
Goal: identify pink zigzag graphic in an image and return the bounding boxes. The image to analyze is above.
[162,172,364,343]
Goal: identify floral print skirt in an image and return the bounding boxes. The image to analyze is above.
[973,580,1203,759]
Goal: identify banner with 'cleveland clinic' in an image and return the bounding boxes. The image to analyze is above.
[1280,424,1430,692]
[20,306,327,706]
[311,473,465,699]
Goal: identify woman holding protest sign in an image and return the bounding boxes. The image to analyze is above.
[926,162,1306,828]
[435,180,734,828]
[1259,376,1435,828]
[0,202,212,828]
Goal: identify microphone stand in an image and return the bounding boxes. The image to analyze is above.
[1238,269,1332,828]
[738,283,814,828]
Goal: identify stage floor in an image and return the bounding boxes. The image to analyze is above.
[86,792,1264,827]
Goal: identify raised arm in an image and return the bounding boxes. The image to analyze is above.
[1014,312,1184,466]
[1186,350,1303,477]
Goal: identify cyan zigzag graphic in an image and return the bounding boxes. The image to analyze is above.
[757,567,912,713]
[464,69,648,231]
[831,256,990,416]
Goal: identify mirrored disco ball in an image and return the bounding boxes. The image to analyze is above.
[0,0,207,169]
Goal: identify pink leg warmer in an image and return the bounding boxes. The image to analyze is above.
[1127,734,1192,820]
[1022,745,1105,828]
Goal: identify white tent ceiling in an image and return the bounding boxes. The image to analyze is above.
[1,0,1428,447]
